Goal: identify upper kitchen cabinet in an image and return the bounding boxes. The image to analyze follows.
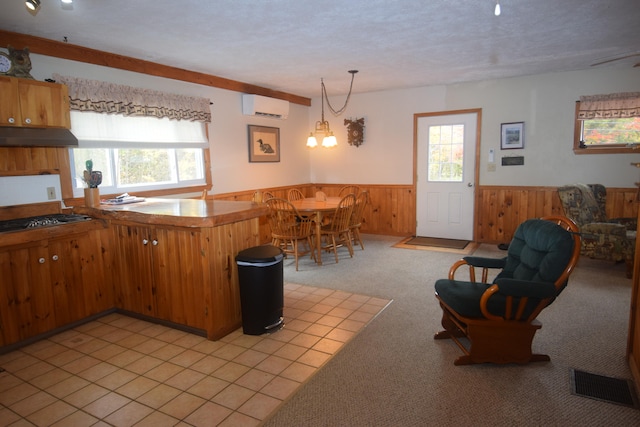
[0,76,71,129]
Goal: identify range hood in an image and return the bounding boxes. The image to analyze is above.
[0,127,78,147]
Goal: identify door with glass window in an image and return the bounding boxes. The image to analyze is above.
[416,112,477,240]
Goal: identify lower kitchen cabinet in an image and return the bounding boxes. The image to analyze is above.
[0,242,55,346]
[0,228,110,347]
[49,229,113,326]
[110,223,206,329]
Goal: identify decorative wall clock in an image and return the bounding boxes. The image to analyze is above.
[0,51,12,75]
[344,117,365,147]
[2,46,34,79]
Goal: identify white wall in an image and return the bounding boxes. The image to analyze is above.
[0,53,311,206]
[309,67,640,187]
[2,54,639,207]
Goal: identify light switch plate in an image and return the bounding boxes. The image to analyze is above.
[47,187,56,200]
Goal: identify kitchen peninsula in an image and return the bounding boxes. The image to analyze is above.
[78,198,269,341]
[0,198,268,351]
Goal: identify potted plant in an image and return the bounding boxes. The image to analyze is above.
[83,159,102,207]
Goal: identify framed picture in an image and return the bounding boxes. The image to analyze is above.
[500,122,525,149]
[248,125,280,162]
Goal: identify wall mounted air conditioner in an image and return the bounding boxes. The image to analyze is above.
[242,94,290,119]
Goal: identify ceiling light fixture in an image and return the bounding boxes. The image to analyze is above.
[25,0,41,11]
[494,1,501,16]
[307,70,358,148]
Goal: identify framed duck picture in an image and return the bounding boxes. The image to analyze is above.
[248,125,280,162]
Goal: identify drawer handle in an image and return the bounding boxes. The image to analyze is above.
[52,255,59,261]
[142,239,149,245]
[8,117,15,124]
[24,118,32,124]
[38,257,45,264]
[152,240,158,246]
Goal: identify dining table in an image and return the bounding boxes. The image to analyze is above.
[290,196,341,265]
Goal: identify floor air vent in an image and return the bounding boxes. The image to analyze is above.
[570,369,639,408]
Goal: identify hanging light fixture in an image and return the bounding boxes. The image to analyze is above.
[307,70,358,148]
[494,1,501,16]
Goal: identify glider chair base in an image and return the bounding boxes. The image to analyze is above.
[434,301,548,366]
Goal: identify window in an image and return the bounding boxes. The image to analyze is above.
[574,92,640,154]
[428,124,464,182]
[69,112,207,197]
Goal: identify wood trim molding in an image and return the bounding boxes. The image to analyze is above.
[0,30,311,107]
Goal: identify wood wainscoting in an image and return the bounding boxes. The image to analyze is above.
[214,184,638,245]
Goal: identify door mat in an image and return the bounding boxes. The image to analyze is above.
[570,369,639,408]
[405,236,469,249]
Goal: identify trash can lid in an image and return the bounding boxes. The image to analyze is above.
[236,245,284,263]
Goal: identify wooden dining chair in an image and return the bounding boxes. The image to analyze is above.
[349,190,369,250]
[320,193,356,263]
[265,198,314,271]
[288,188,305,201]
[262,191,275,201]
[339,185,361,197]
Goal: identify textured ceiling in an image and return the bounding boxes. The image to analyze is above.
[1,0,639,98]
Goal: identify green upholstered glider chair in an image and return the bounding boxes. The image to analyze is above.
[434,216,581,365]
[557,183,636,277]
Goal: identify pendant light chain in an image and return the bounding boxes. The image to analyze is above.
[322,70,357,116]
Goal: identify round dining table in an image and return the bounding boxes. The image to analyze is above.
[290,197,341,265]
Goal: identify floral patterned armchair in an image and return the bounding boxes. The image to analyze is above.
[557,183,636,277]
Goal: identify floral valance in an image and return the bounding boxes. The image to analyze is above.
[52,74,211,123]
[578,92,640,120]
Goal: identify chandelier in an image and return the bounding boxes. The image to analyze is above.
[307,70,358,148]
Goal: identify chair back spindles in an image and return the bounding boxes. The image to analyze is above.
[288,188,305,202]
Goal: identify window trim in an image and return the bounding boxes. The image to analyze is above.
[573,101,638,154]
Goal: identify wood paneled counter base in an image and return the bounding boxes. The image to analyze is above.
[78,199,268,341]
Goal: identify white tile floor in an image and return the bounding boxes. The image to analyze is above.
[0,283,390,426]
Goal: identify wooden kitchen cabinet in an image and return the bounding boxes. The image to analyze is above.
[0,76,71,129]
[49,229,112,326]
[0,228,110,347]
[110,223,206,329]
[0,242,56,346]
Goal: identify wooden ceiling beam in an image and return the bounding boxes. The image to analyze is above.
[0,29,311,106]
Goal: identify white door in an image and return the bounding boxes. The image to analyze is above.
[416,112,477,240]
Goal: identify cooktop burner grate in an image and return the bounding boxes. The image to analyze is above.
[0,214,93,233]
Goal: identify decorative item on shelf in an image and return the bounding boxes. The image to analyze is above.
[82,159,102,207]
[0,46,34,79]
[344,117,365,147]
[307,70,358,149]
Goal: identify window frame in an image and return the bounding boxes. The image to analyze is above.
[573,101,638,154]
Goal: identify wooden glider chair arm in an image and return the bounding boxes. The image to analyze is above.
[479,279,557,321]
[449,256,507,283]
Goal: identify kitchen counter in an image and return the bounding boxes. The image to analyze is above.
[73,198,268,228]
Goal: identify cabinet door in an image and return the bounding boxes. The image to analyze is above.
[152,227,206,329]
[49,230,110,327]
[17,79,71,128]
[0,76,21,127]
[111,224,156,316]
[0,243,55,345]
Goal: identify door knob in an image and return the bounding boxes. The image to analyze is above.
[467,183,473,187]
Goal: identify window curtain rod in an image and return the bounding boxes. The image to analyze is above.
[52,74,212,123]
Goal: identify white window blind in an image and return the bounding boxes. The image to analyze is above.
[70,111,209,149]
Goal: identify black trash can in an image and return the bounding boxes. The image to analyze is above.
[235,245,285,335]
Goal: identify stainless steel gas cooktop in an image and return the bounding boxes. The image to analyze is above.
[0,214,93,233]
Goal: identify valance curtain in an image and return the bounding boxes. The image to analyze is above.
[52,74,211,123]
[577,92,640,120]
